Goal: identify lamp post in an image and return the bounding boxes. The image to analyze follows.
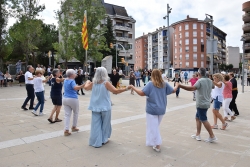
[163,4,172,78]
[204,14,214,74]
[48,50,51,66]
[241,37,246,93]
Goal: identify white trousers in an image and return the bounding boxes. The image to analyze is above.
[223,98,233,117]
[63,98,79,131]
[146,113,163,146]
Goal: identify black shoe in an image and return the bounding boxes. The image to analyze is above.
[82,93,85,95]
[21,106,28,111]
[234,114,239,116]
[29,107,35,110]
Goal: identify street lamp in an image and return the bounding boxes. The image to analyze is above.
[204,14,214,74]
[48,50,52,66]
[241,37,246,93]
[114,43,127,74]
[163,4,172,78]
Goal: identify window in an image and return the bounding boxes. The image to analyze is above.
[201,54,204,60]
[201,61,204,67]
[201,32,204,37]
[193,46,197,52]
[175,48,177,53]
[201,39,204,43]
[185,54,189,60]
[179,26,182,31]
[128,24,132,28]
[193,23,197,29]
[201,24,204,29]
[179,47,182,53]
[193,53,197,60]
[174,55,177,60]
[185,46,189,52]
[179,40,182,45]
[179,33,182,38]
[175,41,177,46]
[193,38,197,44]
[129,34,132,38]
[193,61,197,67]
[193,31,197,37]
[185,62,189,67]
[185,24,189,30]
[185,32,189,37]
[185,39,189,45]
[174,34,176,39]
[180,62,182,68]
[180,54,182,60]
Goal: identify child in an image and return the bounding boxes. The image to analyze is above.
[32,70,51,116]
[171,73,182,98]
[129,71,136,95]
[189,74,198,101]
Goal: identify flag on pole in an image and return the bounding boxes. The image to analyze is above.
[82,10,88,50]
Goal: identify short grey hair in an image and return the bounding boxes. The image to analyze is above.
[66,69,76,77]
[52,69,59,77]
[27,65,32,71]
[93,67,110,84]
[198,68,206,77]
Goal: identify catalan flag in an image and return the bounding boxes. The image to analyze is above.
[82,10,88,50]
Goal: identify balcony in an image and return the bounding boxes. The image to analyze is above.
[242,33,250,41]
[245,53,250,59]
[116,36,132,42]
[245,43,250,50]
[114,24,131,32]
[242,23,250,32]
[243,1,250,12]
[243,13,250,22]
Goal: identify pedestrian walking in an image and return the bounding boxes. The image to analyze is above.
[184,71,188,84]
[63,69,86,136]
[75,70,85,95]
[211,73,228,130]
[16,60,22,74]
[48,69,64,123]
[129,71,136,95]
[189,74,198,101]
[178,68,217,143]
[142,72,151,86]
[31,70,51,116]
[130,69,178,152]
[84,67,131,148]
[134,69,141,87]
[171,73,182,98]
[229,73,239,116]
[222,74,236,121]
[21,66,35,110]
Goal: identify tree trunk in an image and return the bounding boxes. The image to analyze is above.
[0,57,3,71]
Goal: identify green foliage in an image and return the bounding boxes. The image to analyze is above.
[55,0,108,67]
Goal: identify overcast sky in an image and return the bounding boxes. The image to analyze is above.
[8,0,246,51]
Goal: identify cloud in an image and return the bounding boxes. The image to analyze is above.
[7,0,246,52]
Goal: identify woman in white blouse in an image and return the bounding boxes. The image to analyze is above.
[211,73,228,130]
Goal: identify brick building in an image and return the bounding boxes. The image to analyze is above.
[135,34,148,70]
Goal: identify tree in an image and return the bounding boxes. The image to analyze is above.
[100,16,118,67]
[227,64,234,71]
[0,0,10,71]
[219,63,226,71]
[55,0,109,68]
[9,0,45,65]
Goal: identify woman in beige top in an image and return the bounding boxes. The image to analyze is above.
[4,71,13,87]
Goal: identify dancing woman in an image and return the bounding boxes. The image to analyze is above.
[84,67,131,148]
[130,69,178,152]
[211,73,228,130]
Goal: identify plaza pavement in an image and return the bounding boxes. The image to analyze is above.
[0,80,250,167]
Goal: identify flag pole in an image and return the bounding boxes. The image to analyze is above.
[85,10,88,74]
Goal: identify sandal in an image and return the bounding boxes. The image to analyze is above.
[211,125,218,129]
[64,130,71,136]
[55,118,62,122]
[47,118,55,123]
[220,123,228,130]
[71,127,79,132]
[231,116,236,121]
[224,117,229,121]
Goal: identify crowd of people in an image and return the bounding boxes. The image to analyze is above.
[1,62,242,153]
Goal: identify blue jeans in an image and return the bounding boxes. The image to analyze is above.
[136,78,140,87]
[195,108,208,122]
[176,87,180,96]
[34,91,44,113]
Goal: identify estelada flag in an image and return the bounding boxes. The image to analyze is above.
[82,10,88,50]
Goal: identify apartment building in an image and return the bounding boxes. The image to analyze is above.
[135,34,148,70]
[171,15,226,73]
[226,46,240,69]
[147,26,174,73]
[102,0,136,70]
[242,1,250,71]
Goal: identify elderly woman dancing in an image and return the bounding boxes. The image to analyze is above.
[84,67,131,148]
[63,69,86,136]
[130,69,178,152]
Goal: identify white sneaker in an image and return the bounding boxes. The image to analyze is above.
[39,112,46,116]
[153,146,161,152]
[191,134,201,141]
[31,110,38,116]
[204,137,217,143]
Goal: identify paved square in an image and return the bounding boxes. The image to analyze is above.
[0,81,249,167]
